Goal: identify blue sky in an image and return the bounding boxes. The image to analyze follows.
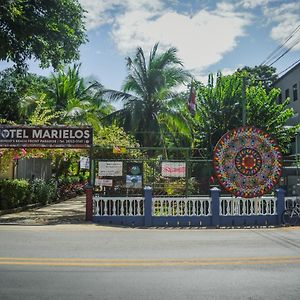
[1,0,300,90]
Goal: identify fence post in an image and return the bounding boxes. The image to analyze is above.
[144,186,153,227]
[85,184,93,221]
[276,188,285,225]
[211,187,220,227]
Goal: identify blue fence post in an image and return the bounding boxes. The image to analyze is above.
[144,186,153,227]
[211,187,221,227]
[276,188,286,225]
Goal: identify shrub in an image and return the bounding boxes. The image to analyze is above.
[31,179,57,205]
[0,179,31,209]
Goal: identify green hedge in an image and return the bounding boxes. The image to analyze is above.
[0,179,58,210]
[0,179,31,210]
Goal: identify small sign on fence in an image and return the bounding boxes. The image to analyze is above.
[80,156,90,169]
[98,161,123,176]
[95,178,113,187]
[126,175,142,189]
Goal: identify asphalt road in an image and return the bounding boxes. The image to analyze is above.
[0,225,299,300]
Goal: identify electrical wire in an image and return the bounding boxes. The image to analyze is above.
[260,24,300,66]
[277,58,300,77]
[268,36,300,67]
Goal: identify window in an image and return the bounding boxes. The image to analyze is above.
[293,84,298,101]
[285,88,289,100]
[278,93,282,104]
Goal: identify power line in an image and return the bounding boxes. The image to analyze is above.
[260,24,300,66]
[260,24,300,65]
[268,36,300,67]
[276,58,300,77]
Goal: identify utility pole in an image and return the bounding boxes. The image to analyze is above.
[242,76,246,126]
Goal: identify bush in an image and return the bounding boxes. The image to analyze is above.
[0,179,31,209]
[0,176,83,211]
[31,179,57,205]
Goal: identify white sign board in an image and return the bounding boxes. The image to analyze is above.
[161,162,186,178]
[98,161,123,177]
[80,156,90,169]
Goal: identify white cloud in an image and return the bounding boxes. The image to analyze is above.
[263,2,300,51]
[79,0,119,30]
[79,0,163,30]
[110,1,251,75]
[239,0,271,9]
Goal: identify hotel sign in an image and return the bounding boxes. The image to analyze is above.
[0,125,93,148]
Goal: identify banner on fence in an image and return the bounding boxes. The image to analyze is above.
[161,162,186,177]
[98,161,123,176]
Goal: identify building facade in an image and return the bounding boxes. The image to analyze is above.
[273,62,300,156]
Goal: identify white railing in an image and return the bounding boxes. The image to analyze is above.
[220,196,276,216]
[152,197,211,216]
[93,196,144,216]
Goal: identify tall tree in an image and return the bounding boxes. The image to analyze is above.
[236,65,278,91]
[194,73,299,157]
[104,43,191,147]
[193,73,243,156]
[0,0,86,70]
[0,68,48,122]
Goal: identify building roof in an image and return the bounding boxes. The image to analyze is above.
[273,61,300,85]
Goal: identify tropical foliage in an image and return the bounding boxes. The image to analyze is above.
[0,15,300,202]
[236,65,278,91]
[103,43,191,148]
[193,72,299,156]
[46,64,113,130]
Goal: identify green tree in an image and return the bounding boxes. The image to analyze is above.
[93,124,141,159]
[236,65,278,91]
[0,0,86,70]
[246,85,299,153]
[194,73,299,156]
[194,73,243,156]
[104,43,191,147]
[0,68,48,122]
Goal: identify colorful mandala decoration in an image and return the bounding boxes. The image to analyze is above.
[213,127,283,198]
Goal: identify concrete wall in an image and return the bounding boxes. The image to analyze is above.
[274,62,300,126]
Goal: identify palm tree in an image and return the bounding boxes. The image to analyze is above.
[47,64,113,130]
[104,43,191,147]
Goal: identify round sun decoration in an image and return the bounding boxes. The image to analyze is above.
[213,127,282,198]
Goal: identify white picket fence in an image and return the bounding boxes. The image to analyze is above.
[93,195,295,217]
[220,196,276,216]
[93,196,144,216]
[152,197,211,216]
